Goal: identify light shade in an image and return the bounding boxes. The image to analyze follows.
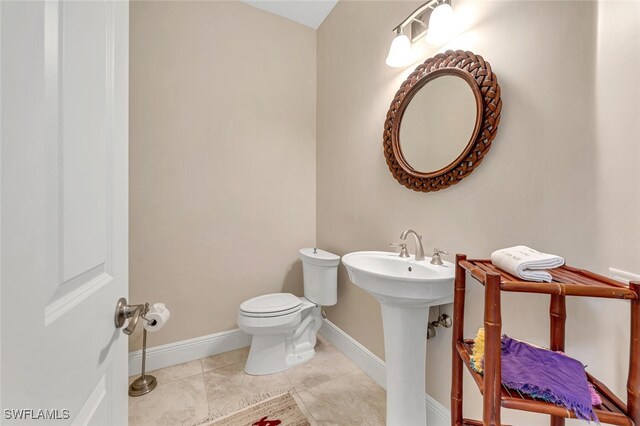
[426,3,454,45]
[385,34,415,68]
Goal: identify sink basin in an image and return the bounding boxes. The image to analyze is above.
[342,251,455,426]
[342,251,454,305]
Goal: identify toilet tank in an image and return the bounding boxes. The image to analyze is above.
[299,248,340,306]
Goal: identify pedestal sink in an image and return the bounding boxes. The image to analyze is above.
[342,251,455,426]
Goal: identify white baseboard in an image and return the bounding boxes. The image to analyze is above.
[319,318,451,426]
[425,392,452,426]
[128,328,251,376]
[319,318,387,388]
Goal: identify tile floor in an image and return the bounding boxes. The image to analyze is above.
[128,335,386,426]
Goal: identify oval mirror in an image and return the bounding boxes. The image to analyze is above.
[383,50,502,192]
[399,74,479,174]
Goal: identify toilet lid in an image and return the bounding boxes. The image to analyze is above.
[240,293,302,317]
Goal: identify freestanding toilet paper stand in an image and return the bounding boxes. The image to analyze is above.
[114,298,158,397]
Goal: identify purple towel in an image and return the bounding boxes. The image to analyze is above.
[501,336,598,422]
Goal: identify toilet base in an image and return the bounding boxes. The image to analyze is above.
[244,335,316,375]
[243,304,322,376]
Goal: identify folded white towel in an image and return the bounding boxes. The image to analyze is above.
[490,245,565,282]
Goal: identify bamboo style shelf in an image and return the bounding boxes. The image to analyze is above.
[451,255,640,426]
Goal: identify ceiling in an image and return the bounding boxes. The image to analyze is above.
[240,0,339,30]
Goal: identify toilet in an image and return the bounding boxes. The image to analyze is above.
[237,248,340,375]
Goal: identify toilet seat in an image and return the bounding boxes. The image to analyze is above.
[240,293,302,318]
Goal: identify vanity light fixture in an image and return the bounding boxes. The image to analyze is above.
[385,30,415,67]
[386,0,455,68]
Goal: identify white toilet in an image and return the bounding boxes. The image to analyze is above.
[237,248,340,375]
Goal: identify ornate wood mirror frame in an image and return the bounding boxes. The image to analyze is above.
[383,50,502,192]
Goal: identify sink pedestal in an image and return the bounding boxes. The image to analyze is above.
[341,251,455,426]
[380,300,430,426]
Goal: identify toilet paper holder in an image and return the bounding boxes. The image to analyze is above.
[114,297,160,397]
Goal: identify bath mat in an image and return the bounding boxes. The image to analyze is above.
[195,393,310,426]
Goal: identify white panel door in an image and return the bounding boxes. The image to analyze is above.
[1,0,128,424]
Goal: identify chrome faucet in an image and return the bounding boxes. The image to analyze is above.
[399,229,425,261]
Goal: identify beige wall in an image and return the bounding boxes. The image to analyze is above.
[317,1,638,424]
[129,1,316,351]
[595,1,640,283]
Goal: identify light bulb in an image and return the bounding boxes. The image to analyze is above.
[385,33,415,68]
[426,3,454,45]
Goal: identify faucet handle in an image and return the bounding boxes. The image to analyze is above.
[430,248,448,265]
[389,243,410,258]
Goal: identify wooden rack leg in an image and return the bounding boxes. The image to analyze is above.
[549,295,566,426]
[627,282,640,424]
[483,273,502,426]
[452,254,467,426]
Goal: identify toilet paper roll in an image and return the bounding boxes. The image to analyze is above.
[144,303,170,332]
